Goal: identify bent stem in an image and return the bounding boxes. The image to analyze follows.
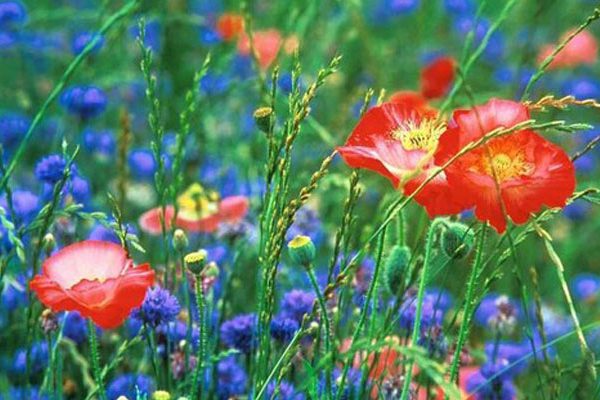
[400,218,444,400]
[543,237,595,375]
[87,319,106,400]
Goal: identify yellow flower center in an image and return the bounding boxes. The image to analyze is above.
[288,235,311,249]
[480,152,534,183]
[177,183,219,217]
[391,119,446,152]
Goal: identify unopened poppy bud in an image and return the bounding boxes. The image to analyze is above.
[40,308,58,334]
[384,245,411,295]
[152,391,171,400]
[253,106,273,133]
[42,233,56,255]
[287,235,316,266]
[441,222,474,259]
[117,397,129,400]
[184,250,208,275]
[203,261,219,279]
[172,229,188,252]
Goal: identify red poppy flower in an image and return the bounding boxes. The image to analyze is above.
[139,196,249,235]
[237,29,282,70]
[435,98,576,233]
[420,56,455,99]
[216,12,245,42]
[538,29,598,70]
[389,90,435,115]
[30,241,154,329]
[338,102,464,216]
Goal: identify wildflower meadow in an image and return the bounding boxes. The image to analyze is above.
[3,0,600,399]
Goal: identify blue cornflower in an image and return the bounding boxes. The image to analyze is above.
[0,1,26,28]
[12,341,48,375]
[60,85,107,119]
[62,311,90,345]
[319,368,362,400]
[128,148,162,180]
[266,380,304,400]
[131,286,181,328]
[83,129,116,157]
[453,17,505,61]
[574,153,595,173]
[34,154,72,185]
[71,31,104,55]
[443,0,475,16]
[106,373,154,400]
[0,386,47,400]
[562,76,600,100]
[424,288,454,314]
[418,324,448,358]
[466,365,517,400]
[399,294,444,331]
[563,200,592,221]
[277,72,294,94]
[199,26,222,45]
[88,224,120,243]
[474,293,521,332]
[531,305,572,340]
[69,174,91,204]
[280,289,315,323]
[130,19,161,51]
[200,73,230,96]
[571,273,600,302]
[270,316,299,343]
[160,320,199,349]
[0,112,29,149]
[220,313,256,353]
[0,30,17,50]
[216,356,247,400]
[286,205,324,245]
[230,54,253,80]
[0,189,39,223]
[1,276,27,312]
[483,341,529,376]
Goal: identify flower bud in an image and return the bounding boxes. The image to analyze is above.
[253,106,273,133]
[203,261,219,279]
[42,233,56,255]
[287,235,316,266]
[184,250,208,275]
[441,222,474,259]
[384,245,411,295]
[172,229,189,252]
[152,391,171,400]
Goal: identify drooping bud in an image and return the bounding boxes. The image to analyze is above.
[40,308,58,334]
[172,229,189,252]
[384,245,411,295]
[253,106,273,133]
[287,235,316,266]
[441,222,474,259]
[184,250,208,275]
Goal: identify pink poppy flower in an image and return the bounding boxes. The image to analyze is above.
[30,240,154,329]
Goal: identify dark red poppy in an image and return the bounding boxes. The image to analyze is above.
[30,241,154,329]
[420,56,455,99]
[338,102,464,216]
[435,98,576,233]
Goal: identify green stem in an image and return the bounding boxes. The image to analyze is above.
[87,320,106,400]
[543,238,594,366]
[400,218,444,400]
[305,264,332,398]
[447,223,487,385]
[191,276,207,400]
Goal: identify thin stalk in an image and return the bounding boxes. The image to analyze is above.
[400,218,444,400]
[87,320,106,400]
[447,223,487,385]
[191,276,207,399]
[543,238,593,363]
